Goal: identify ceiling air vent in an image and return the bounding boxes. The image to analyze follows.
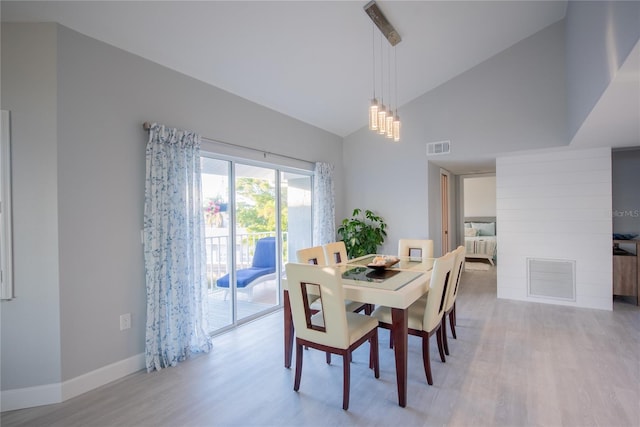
[426,140,450,156]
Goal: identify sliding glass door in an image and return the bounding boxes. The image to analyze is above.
[233,164,278,322]
[201,156,311,334]
[202,157,233,331]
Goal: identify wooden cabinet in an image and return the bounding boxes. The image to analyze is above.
[613,240,639,305]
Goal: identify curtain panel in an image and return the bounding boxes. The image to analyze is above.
[313,162,336,246]
[143,123,212,372]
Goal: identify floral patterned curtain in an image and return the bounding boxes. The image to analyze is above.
[313,162,336,246]
[143,123,211,372]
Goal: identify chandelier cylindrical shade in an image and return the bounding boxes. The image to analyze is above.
[393,114,401,142]
[385,113,394,138]
[378,106,387,135]
[369,99,379,130]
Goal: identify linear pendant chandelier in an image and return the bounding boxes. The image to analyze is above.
[365,0,401,142]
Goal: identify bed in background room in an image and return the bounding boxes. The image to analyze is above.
[464,217,497,265]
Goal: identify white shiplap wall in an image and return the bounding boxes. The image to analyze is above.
[496,147,613,310]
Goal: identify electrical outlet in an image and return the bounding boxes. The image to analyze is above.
[120,313,131,330]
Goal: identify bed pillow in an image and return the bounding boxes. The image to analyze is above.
[471,222,495,236]
[465,227,479,237]
[464,222,472,228]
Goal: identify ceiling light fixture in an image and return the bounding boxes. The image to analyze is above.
[377,32,387,136]
[368,22,379,131]
[385,43,394,139]
[393,46,401,142]
[364,0,401,142]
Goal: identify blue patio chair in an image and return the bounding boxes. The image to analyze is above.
[216,236,276,301]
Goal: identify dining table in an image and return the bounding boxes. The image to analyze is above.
[282,255,434,408]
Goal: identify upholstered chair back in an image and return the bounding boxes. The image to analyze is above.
[296,246,327,266]
[444,246,465,313]
[422,251,455,332]
[285,263,351,349]
[323,241,348,265]
[398,239,434,259]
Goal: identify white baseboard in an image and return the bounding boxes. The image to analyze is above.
[0,383,62,412]
[1,353,145,412]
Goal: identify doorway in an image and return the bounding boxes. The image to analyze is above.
[460,174,497,266]
[440,170,450,254]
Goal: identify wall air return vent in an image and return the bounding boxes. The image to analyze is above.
[527,258,576,301]
[426,140,450,156]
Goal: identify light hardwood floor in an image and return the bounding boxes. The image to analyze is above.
[3,267,639,426]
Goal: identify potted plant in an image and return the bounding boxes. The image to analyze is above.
[337,208,388,258]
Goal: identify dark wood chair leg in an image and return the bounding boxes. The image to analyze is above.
[449,310,457,339]
[436,326,446,363]
[389,330,394,349]
[421,334,433,386]
[294,342,304,391]
[442,316,450,356]
[365,303,374,315]
[371,332,380,378]
[453,303,457,326]
[342,352,351,410]
[326,352,331,364]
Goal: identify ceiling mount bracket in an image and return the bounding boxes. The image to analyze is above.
[364,1,401,46]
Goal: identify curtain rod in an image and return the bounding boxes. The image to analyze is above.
[143,122,314,167]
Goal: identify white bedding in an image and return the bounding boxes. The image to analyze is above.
[464,236,497,265]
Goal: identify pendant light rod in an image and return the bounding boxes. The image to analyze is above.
[364,1,402,47]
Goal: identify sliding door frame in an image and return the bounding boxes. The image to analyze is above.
[201,150,313,333]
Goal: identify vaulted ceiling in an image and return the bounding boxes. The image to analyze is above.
[5,0,639,158]
[2,1,570,138]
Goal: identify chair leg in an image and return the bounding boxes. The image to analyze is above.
[389,329,394,349]
[364,304,374,315]
[436,325,446,363]
[371,332,380,378]
[294,342,304,391]
[326,352,331,364]
[421,335,433,386]
[452,302,458,328]
[449,310,457,339]
[453,302,457,325]
[342,352,351,410]
[442,316,450,356]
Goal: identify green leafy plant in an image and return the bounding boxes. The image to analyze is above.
[337,208,388,259]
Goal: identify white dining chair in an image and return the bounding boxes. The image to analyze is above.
[296,244,371,364]
[323,241,372,315]
[384,238,435,349]
[372,251,455,386]
[296,246,327,266]
[441,245,466,356]
[285,262,380,410]
[398,239,434,259]
[323,241,349,265]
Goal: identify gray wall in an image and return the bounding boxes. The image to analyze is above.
[566,1,640,140]
[1,23,62,390]
[2,23,343,395]
[343,21,567,256]
[464,176,497,218]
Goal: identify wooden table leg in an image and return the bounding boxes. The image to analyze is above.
[391,307,408,407]
[284,290,294,369]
